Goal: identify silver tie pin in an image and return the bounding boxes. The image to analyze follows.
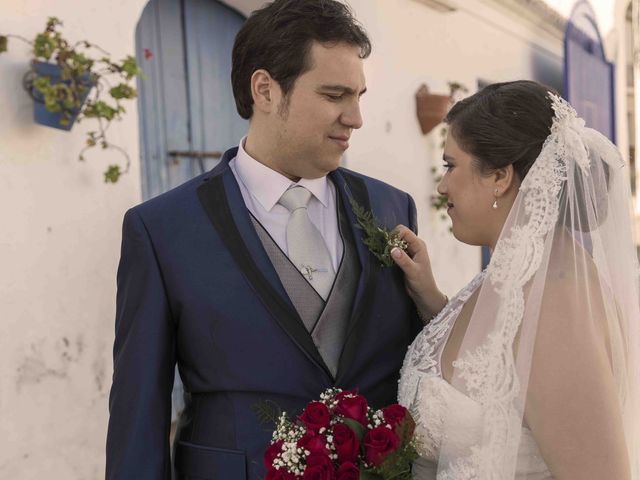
[300,265,328,281]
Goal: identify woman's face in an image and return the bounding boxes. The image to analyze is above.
[438,132,504,248]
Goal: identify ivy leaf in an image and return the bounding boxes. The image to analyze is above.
[0,36,8,54]
[109,83,136,100]
[120,55,141,80]
[86,131,98,147]
[33,33,56,60]
[104,165,121,183]
[84,100,119,121]
[45,17,62,31]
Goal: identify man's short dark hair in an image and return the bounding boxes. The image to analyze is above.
[231,0,371,119]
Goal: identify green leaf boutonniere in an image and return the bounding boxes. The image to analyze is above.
[349,197,408,267]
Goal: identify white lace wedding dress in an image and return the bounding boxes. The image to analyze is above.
[398,271,553,480]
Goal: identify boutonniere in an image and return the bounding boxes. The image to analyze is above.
[349,197,408,267]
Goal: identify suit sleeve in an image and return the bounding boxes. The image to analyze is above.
[106,209,176,480]
[407,193,418,235]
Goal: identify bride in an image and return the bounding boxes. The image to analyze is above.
[393,80,639,479]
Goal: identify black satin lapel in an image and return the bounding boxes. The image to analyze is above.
[197,173,333,380]
[332,170,379,384]
[331,169,371,277]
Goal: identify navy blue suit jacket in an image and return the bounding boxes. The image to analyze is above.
[106,148,421,479]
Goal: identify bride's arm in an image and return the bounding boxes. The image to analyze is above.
[391,225,448,322]
[524,276,630,480]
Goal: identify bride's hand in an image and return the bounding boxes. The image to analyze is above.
[391,225,448,322]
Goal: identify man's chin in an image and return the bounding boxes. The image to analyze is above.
[306,158,342,178]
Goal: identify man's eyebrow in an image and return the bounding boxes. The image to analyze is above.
[318,85,367,96]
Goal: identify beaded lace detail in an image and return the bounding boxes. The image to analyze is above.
[398,271,485,457]
[399,271,485,397]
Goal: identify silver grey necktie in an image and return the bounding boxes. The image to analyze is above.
[278,186,336,300]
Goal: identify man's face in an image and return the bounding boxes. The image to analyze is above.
[269,41,366,179]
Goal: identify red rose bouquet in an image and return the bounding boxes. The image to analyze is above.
[261,388,419,479]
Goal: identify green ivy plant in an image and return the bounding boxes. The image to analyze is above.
[430,81,469,219]
[0,17,143,183]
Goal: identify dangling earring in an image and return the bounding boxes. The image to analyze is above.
[492,189,499,209]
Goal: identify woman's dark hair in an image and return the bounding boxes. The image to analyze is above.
[231,0,371,119]
[448,80,613,230]
[445,80,558,180]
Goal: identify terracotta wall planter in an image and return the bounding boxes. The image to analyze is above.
[415,84,451,134]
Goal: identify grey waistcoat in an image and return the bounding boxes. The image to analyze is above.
[250,196,361,378]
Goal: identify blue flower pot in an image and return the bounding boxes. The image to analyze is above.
[31,61,93,131]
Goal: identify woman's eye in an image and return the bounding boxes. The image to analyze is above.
[442,163,454,171]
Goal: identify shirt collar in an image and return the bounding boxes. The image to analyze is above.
[235,136,330,211]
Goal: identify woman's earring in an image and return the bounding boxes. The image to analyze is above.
[492,189,499,209]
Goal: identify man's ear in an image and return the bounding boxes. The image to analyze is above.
[251,69,276,114]
[493,163,518,196]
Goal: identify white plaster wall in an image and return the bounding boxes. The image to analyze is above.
[0,0,566,477]
[0,1,146,478]
[546,0,616,36]
[612,0,634,200]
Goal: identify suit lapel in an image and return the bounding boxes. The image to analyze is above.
[330,169,380,384]
[197,148,333,380]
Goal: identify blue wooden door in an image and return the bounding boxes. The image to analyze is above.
[135,0,246,420]
[564,0,615,141]
[135,0,246,200]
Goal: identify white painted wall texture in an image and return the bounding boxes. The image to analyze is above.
[1,0,622,477]
[0,1,146,478]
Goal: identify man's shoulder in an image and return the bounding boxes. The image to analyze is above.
[130,147,237,220]
[130,172,208,219]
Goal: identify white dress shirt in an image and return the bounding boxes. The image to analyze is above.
[229,138,343,272]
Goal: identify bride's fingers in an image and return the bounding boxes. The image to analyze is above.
[393,224,425,258]
[391,245,417,275]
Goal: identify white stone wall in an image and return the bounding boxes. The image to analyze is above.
[0,1,146,478]
[0,0,570,477]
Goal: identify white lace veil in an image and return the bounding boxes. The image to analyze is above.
[436,93,640,479]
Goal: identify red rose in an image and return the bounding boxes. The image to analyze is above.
[264,440,284,468]
[336,462,359,480]
[335,391,368,425]
[363,426,400,466]
[303,453,334,480]
[381,404,408,429]
[297,431,328,455]
[266,467,298,480]
[332,423,360,464]
[298,401,331,432]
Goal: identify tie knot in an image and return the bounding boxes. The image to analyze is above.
[278,186,312,213]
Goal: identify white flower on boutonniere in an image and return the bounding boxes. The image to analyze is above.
[349,197,408,267]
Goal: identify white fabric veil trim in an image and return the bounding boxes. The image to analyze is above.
[438,94,590,480]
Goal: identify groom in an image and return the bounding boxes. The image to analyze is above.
[106,1,421,479]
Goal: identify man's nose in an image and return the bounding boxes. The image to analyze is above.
[341,101,363,130]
